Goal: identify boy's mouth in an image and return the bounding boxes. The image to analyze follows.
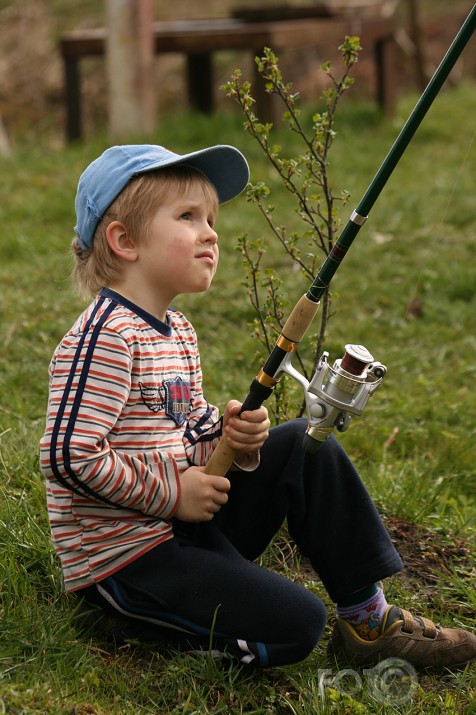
[196,250,215,265]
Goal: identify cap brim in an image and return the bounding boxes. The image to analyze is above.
[137,144,250,204]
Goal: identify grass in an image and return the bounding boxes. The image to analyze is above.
[1,76,475,713]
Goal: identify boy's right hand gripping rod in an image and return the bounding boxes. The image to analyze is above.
[205,4,476,477]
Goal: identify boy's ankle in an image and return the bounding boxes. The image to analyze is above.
[337,586,389,641]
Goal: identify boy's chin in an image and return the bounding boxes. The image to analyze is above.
[193,278,215,294]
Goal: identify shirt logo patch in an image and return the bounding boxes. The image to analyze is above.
[139,381,165,413]
[164,376,191,427]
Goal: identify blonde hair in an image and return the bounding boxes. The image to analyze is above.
[71,165,219,299]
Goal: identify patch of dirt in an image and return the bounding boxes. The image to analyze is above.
[384,515,474,586]
[267,515,474,601]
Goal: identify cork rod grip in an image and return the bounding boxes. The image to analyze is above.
[281,294,320,342]
[203,438,237,476]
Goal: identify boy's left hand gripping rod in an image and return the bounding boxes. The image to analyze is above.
[204,294,320,476]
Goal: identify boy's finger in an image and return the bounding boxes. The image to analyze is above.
[240,407,269,423]
[212,476,231,492]
[213,490,229,506]
[225,399,242,415]
[227,417,269,434]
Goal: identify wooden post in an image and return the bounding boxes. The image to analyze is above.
[406,0,428,90]
[105,0,156,140]
[0,115,10,156]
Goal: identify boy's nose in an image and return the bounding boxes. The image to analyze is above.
[202,223,218,244]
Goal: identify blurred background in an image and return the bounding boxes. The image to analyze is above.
[0,0,475,148]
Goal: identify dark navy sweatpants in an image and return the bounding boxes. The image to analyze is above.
[79,419,403,666]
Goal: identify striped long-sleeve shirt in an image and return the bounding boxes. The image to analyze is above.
[40,288,222,591]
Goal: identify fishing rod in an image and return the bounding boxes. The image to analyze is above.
[205,4,476,475]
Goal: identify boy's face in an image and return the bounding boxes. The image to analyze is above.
[135,184,219,310]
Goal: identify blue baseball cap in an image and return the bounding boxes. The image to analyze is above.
[74,143,250,249]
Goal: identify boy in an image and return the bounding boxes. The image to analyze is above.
[40,143,475,670]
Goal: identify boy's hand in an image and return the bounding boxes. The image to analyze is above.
[223,400,270,455]
[175,466,230,522]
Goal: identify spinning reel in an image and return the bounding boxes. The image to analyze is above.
[280,344,387,452]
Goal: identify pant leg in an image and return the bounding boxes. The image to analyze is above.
[78,522,326,667]
[216,419,403,602]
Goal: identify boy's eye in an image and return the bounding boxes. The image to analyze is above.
[180,212,191,221]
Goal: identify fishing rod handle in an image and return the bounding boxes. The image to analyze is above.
[203,438,238,477]
[281,293,320,341]
[203,378,272,476]
[204,295,320,476]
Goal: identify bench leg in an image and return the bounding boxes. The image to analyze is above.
[63,56,82,142]
[252,52,281,124]
[375,36,396,117]
[186,54,213,112]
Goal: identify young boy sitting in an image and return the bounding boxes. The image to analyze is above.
[40,143,476,670]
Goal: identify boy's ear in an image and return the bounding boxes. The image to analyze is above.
[105,221,138,262]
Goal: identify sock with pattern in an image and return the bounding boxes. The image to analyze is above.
[337,585,389,641]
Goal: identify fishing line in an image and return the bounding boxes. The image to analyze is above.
[441,128,475,226]
[404,128,475,320]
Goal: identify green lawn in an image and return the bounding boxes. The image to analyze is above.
[0,77,475,713]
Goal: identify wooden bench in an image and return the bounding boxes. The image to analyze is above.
[60,15,396,141]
